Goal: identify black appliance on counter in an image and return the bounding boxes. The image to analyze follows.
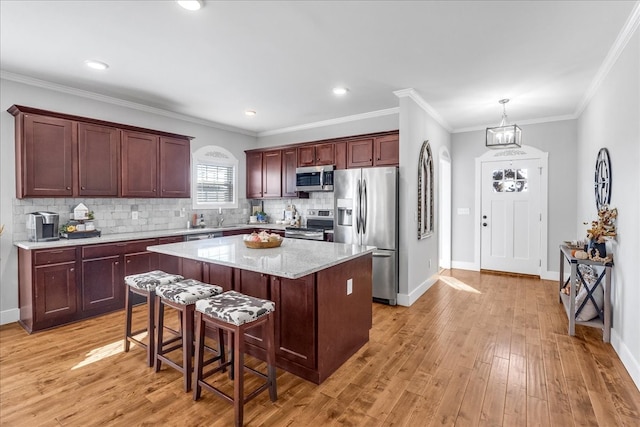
[285,209,333,241]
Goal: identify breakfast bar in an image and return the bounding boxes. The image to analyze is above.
[146,235,374,384]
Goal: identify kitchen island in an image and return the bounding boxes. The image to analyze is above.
[147,235,374,384]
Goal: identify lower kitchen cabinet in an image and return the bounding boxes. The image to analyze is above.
[18,237,161,333]
[234,269,270,348]
[181,258,205,281]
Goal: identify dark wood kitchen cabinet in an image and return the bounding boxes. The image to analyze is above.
[121,131,159,197]
[78,123,120,196]
[271,274,316,369]
[282,148,298,197]
[9,105,192,199]
[246,151,264,199]
[347,138,375,168]
[246,150,282,199]
[157,236,184,275]
[347,134,399,168]
[234,269,270,348]
[297,143,334,166]
[18,247,79,333]
[81,243,127,315]
[14,113,76,198]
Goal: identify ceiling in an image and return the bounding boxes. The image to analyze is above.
[0,1,637,136]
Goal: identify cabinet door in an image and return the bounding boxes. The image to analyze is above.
[234,269,270,348]
[157,236,184,275]
[182,258,204,281]
[78,123,120,196]
[271,275,316,369]
[297,146,316,167]
[34,262,77,327]
[282,148,298,197]
[121,131,159,197]
[124,252,159,277]
[246,152,263,199]
[160,136,190,198]
[81,255,123,314]
[262,150,282,198]
[208,264,233,292]
[315,143,335,165]
[21,114,76,197]
[347,139,374,168]
[374,134,399,166]
[334,142,347,170]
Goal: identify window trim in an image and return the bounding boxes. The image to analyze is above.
[191,145,238,210]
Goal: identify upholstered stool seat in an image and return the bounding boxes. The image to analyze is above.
[124,270,184,367]
[193,291,277,427]
[155,279,224,392]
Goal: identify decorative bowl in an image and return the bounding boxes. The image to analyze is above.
[243,239,283,249]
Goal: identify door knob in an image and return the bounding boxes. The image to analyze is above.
[482,223,488,227]
[482,215,487,219]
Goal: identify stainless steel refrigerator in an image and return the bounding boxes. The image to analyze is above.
[334,166,398,305]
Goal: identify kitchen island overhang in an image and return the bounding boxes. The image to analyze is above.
[147,235,374,384]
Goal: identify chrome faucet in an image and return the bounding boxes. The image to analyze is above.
[217,215,224,227]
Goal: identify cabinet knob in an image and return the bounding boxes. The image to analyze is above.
[127,260,131,263]
[115,261,119,265]
[66,186,71,190]
[153,189,157,192]
[70,268,74,272]
[81,186,86,190]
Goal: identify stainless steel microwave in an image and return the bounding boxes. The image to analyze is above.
[295,165,334,192]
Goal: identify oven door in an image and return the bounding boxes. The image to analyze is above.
[284,228,325,241]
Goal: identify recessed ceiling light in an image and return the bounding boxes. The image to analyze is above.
[177,0,203,11]
[333,87,349,95]
[245,110,256,117]
[84,60,109,70]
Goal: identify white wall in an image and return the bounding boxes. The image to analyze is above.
[450,119,578,275]
[397,95,451,305]
[576,29,639,389]
[0,78,257,324]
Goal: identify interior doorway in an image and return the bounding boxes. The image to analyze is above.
[439,147,451,270]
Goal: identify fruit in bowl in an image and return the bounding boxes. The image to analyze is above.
[243,231,283,248]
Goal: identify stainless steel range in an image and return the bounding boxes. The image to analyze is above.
[285,209,333,241]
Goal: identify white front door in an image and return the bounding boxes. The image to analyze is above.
[481,158,540,275]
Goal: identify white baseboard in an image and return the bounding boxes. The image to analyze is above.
[450,260,479,271]
[611,328,640,392]
[0,308,19,326]
[397,274,438,307]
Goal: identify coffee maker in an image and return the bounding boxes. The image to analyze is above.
[26,211,60,242]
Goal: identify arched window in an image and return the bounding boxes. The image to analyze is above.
[191,145,238,209]
[418,140,434,239]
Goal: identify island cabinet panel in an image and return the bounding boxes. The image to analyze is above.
[159,136,190,198]
[157,236,184,275]
[270,275,316,370]
[182,259,205,281]
[234,269,271,348]
[78,123,120,196]
[207,263,234,292]
[121,131,159,197]
[19,114,77,197]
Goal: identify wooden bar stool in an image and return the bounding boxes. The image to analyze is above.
[193,290,277,427]
[124,270,184,367]
[154,279,224,392]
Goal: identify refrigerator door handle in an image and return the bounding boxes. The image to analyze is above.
[356,179,362,234]
[362,179,367,235]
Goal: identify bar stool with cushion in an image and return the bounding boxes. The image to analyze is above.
[124,270,184,367]
[193,290,277,427]
[154,278,224,392]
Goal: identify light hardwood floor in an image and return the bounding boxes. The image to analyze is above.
[1,269,639,426]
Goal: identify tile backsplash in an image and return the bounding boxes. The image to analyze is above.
[11,192,334,241]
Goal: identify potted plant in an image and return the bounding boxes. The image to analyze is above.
[255,211,267,223]
[586,205,617,258]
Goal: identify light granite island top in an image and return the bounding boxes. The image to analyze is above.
[147,234,375,384]
[146,235,375,279]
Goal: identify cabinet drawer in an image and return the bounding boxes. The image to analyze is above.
[34,248,77,265]
[82,242,126,259]
[125,238,158,254]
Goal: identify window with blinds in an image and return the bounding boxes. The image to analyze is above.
[191,145,238,209]
[196,164,234,203]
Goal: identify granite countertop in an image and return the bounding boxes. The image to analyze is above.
[13,223,288,250]
[147,235,375,279]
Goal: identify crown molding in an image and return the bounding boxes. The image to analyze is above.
[393,88,452,132]
[257,107,399,137]
[575,1,640,117]
[0,70,258,137]
[453,114,577,134]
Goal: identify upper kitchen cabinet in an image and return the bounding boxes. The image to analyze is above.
[347,138,375,168]
[78,123,120,196]
[282,148,298,198]
[8,105,192,199]
[121,131,159,198]
[12,111,77,198]
[346,132,399,168]
[246,149,282,199]
[297,143,334,167]
[159,136,190,198]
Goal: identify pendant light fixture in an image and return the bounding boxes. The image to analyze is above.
[486,98,522,148]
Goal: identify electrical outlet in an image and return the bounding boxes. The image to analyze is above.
[132,211,138,220]
[347,278,353,295]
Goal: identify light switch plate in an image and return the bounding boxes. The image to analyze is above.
[132,211,139,220]
[347,278,353,295]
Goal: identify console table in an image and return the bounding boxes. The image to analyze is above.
[558,245,613,342]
